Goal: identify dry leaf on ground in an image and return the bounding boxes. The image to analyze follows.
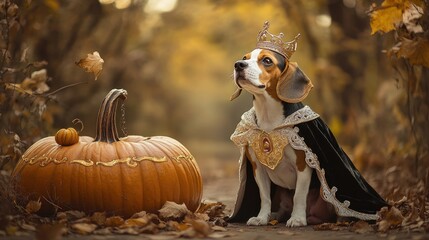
[158,201,191,221]
[121,217,149,228]
[104,216,125,227]
[90,212,106,225]
[351,220,374,234]
[71,223,97,235]
[378,206,404,232]
[191,219,211,237]
[197,201,226,219]
[313,222,340,231]
[25,199,41,214]
[268,219,278,225]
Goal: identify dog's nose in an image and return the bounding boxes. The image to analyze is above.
[234,61,248,71]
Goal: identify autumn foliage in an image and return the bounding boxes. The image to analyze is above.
[0,0,428,238]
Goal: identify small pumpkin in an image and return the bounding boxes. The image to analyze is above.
[55,127,79,146]
[12,89,203,217]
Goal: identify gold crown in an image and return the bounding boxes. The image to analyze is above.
[256,21,300,59]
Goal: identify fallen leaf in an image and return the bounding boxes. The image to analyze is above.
[120,217,149,228]
[130,210,148,219]
[197,201,226,219]
[191,219,211,237]
[90,212,106,226]
[351,220,374,234]
[71,223,97,235]
[73,217,91,223]
[378,206,404,232]
[20,223,36,231]
[211,225,227,232]
[75,51,104,80]
[195,213,210,221]
[268,219,278,225]
[25,199,42,214]
[157,222,167,229]
[63,210,86,220]
[158,201,191,221]
[313,222,340,231]
[140,222,159,234]
[169,221,190,231]
[105,216,125,227]
[93,227,112,235]
[378,220,391,232]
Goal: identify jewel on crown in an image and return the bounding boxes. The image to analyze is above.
[256,21,300,60]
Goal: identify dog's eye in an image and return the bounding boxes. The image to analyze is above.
[242,56,247,60]
[262,57,273,65]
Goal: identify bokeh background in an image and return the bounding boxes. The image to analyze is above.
[1,0,428,185]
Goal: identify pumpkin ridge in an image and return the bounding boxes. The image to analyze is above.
[187,156,203,209]
[115,145,127,216]
[95,143,105,212]
[153,141,182,204]
[123,141,144,215]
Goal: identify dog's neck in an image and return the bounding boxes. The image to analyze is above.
[252,92,285,132]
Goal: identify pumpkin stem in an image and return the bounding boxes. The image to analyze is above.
[94,89,128,143]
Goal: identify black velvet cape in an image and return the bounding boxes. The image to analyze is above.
[228,102,387,222]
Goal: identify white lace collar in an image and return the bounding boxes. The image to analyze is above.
[240,105,319,130]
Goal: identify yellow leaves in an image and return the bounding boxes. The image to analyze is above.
[75,51,104,80]
[370,0,428,68]
[369,0,424,35]
[370,0,406,35]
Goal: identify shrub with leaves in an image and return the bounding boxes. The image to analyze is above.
[0,0,57,171]
[369,0,429,175]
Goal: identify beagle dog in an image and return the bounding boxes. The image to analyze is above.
[232,49,335,227]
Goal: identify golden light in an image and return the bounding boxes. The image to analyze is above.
[144,0,178,13]
[99,0,131,9]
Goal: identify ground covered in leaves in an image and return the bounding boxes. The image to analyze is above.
[1,165,429,239]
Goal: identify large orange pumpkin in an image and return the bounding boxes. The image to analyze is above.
[12,89,203,217]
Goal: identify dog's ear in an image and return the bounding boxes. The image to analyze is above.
[276,62,313,103]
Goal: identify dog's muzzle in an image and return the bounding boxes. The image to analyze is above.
[234,60,248,88]
[234,60,248,71]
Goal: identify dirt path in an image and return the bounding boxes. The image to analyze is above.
[201,176,428,240]
[2,176,428,240]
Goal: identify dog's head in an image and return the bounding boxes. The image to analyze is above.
[232,48,313,103]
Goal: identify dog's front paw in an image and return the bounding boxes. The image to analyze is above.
[247,216,269,226]
[286,215,307,227]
